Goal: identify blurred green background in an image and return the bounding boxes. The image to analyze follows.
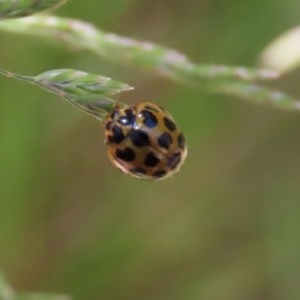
[1,0,300,299]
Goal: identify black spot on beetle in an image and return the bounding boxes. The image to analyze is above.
[125,109,135,124]
[118,116,128,125]
[158,132,173,149]
[163,117,176,131]
[153,170,167,178]
[167,152,181,170]
[130,167,147,175]
[178,133,185,149]
[141,110,158,128]
[125,108,134,117]
[111,110,118,119]
[144,152,160,167]
[129,130,150,147]
[125,108,135,119]
[115,147,135,162]
[108,125,125,144]
[117,109,135,126]
[107,135,115,144]
[105,121,112,130]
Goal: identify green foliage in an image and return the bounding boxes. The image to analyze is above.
[0,68,132,120]
[0,15,278,81]
[34,69,132,119]
[1,1,300,300]
[0,14,299,112]
[0,0,67,18]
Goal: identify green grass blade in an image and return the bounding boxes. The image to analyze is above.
[0,15,278,83]
[1,16,299,113]
[0,0,67,19]
[0,68,132,120]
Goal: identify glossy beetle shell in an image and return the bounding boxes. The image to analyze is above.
[103,102,187,180]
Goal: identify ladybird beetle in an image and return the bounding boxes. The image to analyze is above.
[103,101,187,180]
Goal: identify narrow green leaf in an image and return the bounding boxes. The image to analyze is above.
[0,0,67,19]
[0,15,279,82]
[34,69,133,99]
[0,271,15,300]
[0,68,133,120]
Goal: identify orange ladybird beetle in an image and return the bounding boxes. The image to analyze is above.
[103,101,187,180]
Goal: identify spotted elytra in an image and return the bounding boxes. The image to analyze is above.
[103,101,187,180]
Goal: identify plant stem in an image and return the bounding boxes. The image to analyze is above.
[0,15,279,83]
